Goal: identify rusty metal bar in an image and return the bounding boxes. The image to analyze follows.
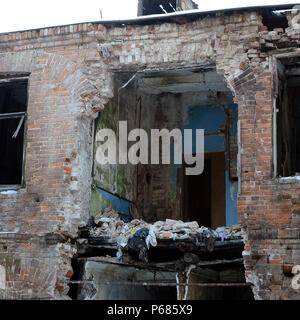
[12,115,25,139]
[68,280,253,287]
[0,112,26,120]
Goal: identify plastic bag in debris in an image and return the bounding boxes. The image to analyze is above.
[116,230,132,260]
[198,227,218,239]
[216,227,229,241]
[145,228,157,249]
[116,247,123,260]
[117,236,129,248]
[132,228,149,238]
[127,228,149,262]
[218,231,228,242]
[176,233,189,240]
[118,212,133,223]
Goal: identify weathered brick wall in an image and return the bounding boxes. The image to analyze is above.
[236,12,300,300]
[0,10,300,299]
[84,11,300,300]
[0,25,112,299]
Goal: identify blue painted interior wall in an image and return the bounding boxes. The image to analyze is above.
[182,105,225,152]
[96,102,239,226]
[94,186,131,215]
[171,103,238,226]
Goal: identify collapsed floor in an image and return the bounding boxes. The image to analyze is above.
[67,208,253,300]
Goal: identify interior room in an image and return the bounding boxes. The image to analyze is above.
[92,66,239,229]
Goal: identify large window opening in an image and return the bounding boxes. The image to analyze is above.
[88,67,247,301]
[275,57,300,177]
[92,67,238,228]
[0,76,28,188]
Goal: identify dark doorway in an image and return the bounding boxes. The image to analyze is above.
[183,159,211,227]
[182,152,226,228]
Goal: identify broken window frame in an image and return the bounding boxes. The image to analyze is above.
[271,53,300,179]
[0,74,29,191]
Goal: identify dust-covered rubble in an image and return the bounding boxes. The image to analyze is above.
[89,208,244,242]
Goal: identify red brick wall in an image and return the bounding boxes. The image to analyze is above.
[0,25,109,299]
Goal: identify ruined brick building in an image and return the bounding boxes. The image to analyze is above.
[0,3,300,300]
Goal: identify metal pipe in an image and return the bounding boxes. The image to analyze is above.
[0,112,26,120]
[12,115,25,139]
[68,280,252,287]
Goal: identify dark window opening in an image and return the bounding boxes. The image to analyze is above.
[276,57,300,177]
[138,0,198,16]
[261,10,288,31]
[139,0,177,16]
[0,79,28,187]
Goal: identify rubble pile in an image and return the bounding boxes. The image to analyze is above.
[89,208,244,242]
[88,208,245,262]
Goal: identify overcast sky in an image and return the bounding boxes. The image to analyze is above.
[0,0,298,33]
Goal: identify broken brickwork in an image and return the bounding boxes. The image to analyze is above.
[0,27,113,298]
[0,5,300,299]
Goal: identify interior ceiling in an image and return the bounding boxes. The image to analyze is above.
[281,56,300,68]
[137,67,231,95]
[281,57,300,87]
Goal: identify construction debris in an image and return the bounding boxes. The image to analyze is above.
[90,208,244,240]
[89,208,245,261]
